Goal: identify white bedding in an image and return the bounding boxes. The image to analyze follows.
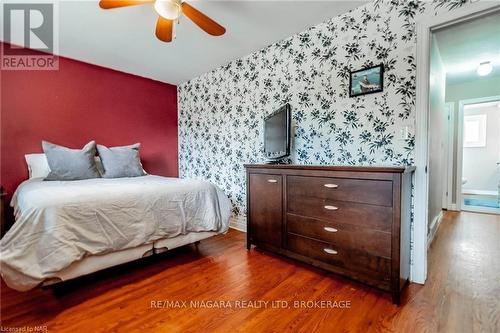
[0,175,231,291]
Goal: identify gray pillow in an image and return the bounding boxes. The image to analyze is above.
[43,141,101,181]
[97,143,146,178]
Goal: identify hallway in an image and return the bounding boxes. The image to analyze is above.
[399,211,500,332]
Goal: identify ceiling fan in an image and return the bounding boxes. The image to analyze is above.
[99,0,226,43]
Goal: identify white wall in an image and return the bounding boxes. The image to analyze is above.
[463,104,500,193]
[427,35,447,232]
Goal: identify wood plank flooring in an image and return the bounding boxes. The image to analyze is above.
[1,211,499,332]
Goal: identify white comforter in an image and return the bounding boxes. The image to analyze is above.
[0,175,231,291]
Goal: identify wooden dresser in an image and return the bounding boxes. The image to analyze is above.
[245,164,415,304]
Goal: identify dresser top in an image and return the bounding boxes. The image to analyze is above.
[244,164,416,174]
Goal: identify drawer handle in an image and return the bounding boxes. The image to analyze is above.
[324,205,338,211]
[324,184,338,188]
[323,226,338,233]
[323,248,338,255]
[267,179,278,183]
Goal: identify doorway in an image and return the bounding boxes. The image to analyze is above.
[427,10,500,241]
[414,1,500,284]
[458,98,500,214]
[431,10,500,218]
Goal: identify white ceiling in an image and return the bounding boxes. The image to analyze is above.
[1,0,367,85]
[434,11,500,84]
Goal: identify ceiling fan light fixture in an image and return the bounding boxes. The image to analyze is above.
[154,0,181,20]
[99,0,226,42]
[476,61,492,76]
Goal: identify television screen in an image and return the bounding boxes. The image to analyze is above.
[264,104,291,160]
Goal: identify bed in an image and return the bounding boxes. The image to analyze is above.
[0,175,231,291]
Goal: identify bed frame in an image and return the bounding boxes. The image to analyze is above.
[41,231,218,287]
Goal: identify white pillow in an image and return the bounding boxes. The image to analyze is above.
[25,154,51,179]
[25,153,105,179]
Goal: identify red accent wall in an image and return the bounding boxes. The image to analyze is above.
[1,44,178,198]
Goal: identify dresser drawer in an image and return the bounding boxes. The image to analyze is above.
[287,195,392,232]
[287,175,393,207]
[287,214,391,258]
[287,233,390,281]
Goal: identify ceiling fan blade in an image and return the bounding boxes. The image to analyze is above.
[99,0,153,9]
[156,17,173,42]
[181,2,226,36]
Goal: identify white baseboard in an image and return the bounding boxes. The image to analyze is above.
[448,203,458,211]
[229,215,246,232]
[427,211,444,248]
[462,189,498,196]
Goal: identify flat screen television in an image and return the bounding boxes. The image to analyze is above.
[264,104,291,161]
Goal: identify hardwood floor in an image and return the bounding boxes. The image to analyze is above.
[1,211,499,332]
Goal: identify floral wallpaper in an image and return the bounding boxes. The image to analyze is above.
[178,0,469,216]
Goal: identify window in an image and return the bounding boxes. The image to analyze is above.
[464,114,487,148]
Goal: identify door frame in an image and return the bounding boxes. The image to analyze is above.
[457,95,500,212]
[414,1,500,284]
[444,102,455,210]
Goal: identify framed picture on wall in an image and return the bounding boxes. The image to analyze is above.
[349,64,384,97]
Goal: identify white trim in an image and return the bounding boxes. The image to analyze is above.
[462,207,500,215]
[443,102,454,210]
[457,101,464,211]
[457,95,500,211]
[229,215,247,232]
[414,1,500,284]
[462,189,498,196]
[447,102,455,210]
[414,20,431,285]
[427,211,443,249]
